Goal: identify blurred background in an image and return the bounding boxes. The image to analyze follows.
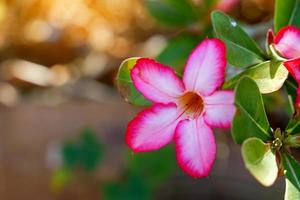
[0,0,288,199]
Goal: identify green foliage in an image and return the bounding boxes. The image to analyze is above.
[104,175,150,200]
[145,0,198,27]
[282,153,300,192]
[241,138,278,186]
[232,77,272,144]
[116,57,151,107]
[223,61,289,94]
[274,0,300,32]
[157,34,199,75]
[128,145,176,187]
[285,179,300,200]
[211,11,266,68]
[286,115,300,135]
[62,128,103,172]
[104,146,176,200]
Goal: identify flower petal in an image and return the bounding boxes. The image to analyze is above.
[283,57,300,82]
[267,29,275,45]
[183,38,226,96]
[296,87,300,109]
[131,58,185,104]
[204,90,236,128]
[274,26,300,59]
[126,103,180,152]
[174,117,216,178]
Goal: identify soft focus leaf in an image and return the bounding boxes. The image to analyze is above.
[128,145,176,187]
[223,61,289,94]
[241,138,278,186]
[78,128,103,171]
[116,57,151,106]
[104,175,150,200]
[285,178,300,200]
[62,128,103,172]
[211,11,266,68]
[145,0,198,27]
[157,34,199,75]
[232,77,272,144]
[274,0,300,32]
[63,141,79,169]
[282,153,300,192]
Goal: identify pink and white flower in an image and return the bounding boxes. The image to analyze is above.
[125,38,236,178]
[268,26,300,107]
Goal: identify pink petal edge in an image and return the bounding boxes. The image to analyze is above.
[131,58,185,104]
[183,38,226,96]
[174,117,216,178]
[274,26,300,59]
[126,103,180,153]
[283,57,300,82]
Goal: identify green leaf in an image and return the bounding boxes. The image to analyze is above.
[232,77,272,144]
[157,34,199,75]
[211,11,266,68]
[285,179,300,200]
[116,57,151,106]
[282,153,300,192]
[274,0,300,32]
[145,0,198,27]
[241,138,278,186]
[223,61,289,94]
[286,117,300,135]
[285,76,298,107]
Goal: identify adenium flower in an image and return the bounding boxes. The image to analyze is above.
[125,39,236,178]
[267,26,300,108]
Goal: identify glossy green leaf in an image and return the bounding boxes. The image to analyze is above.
[223,61,289,94]
[285,179,300,200]
[232,77,272,144]
[145,0,198,27]
[211,11,266,68]
[116,57,151,106]
[274,0,300,32]
[242,138,278,186]
[282,153,300,192]
[157,34,199,75]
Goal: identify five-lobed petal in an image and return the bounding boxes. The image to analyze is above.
[125,38,235,178]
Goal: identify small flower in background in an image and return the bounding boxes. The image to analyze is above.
[125,39,236,178]
[267,26,300,108]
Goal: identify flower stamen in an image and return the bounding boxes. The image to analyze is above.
[179,92,204,119]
